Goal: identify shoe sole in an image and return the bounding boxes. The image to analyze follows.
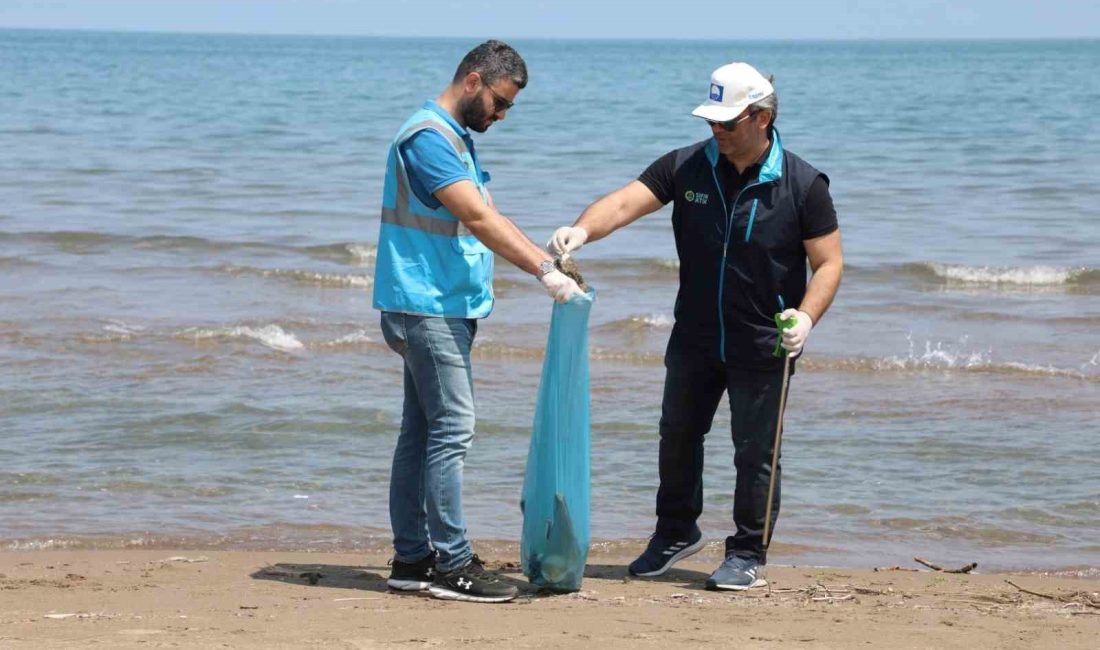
[428,585,517,603]
[705,577,768,591]
[387,579,431,591]
[629,537,706,577]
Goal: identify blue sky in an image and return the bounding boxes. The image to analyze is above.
[1,0,1097,39]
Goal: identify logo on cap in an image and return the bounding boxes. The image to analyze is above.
[709,84,723,102]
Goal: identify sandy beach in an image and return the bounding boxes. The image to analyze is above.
[1,545,1096,649]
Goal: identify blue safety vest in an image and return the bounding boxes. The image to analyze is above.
[372,106,494,318]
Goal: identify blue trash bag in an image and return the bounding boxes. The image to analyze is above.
[520,289,595,592]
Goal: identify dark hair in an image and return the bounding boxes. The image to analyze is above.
[453,40,528,89]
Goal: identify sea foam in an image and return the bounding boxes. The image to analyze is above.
[920,262,1095,286]
[183,324,304,352]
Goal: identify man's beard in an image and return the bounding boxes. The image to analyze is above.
[459,97,493,133]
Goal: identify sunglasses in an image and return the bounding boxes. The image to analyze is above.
[468,78,510,113]
[707,111,757,132]
[483,83,514,112]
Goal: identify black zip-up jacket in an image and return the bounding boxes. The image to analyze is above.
[655,130,830,370]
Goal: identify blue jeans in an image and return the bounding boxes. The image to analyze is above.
[380,312,478,573]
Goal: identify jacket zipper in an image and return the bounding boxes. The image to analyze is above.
[710,165,771,363]
[744,199,759,242]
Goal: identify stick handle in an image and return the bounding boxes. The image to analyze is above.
[762,354,791,552]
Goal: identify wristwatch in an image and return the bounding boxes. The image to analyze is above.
[537,259,556,278]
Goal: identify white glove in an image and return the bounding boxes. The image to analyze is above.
[546,226,588,256]
[539,270,583,304]
[779,308,813,358]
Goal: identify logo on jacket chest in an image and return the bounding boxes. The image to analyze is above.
[684,190,709,205]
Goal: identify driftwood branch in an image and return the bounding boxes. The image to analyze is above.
[944,563,979,574]
[851,586,888,596]
[1004,579,1058,601]
[1005,580,1100,609]
[914,557,978,573]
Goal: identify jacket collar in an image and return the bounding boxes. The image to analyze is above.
[705,127,784,183]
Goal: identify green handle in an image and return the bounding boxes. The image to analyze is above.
[772,312,798,358]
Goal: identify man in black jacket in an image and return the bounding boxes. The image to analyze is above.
[547,62,843,590]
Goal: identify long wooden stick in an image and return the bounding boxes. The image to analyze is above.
[1005,580,1100,609]
[1004,579,1058,600]
[762,354,791,553]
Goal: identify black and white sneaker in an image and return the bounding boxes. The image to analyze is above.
[387,551,436,591]
[627,526,705,577]
[429,555,518,603]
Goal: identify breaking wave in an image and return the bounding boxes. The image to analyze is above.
[178,324,304,352]
[216,264,372,288]
[0,230,378,268]
[598,313,674,332]
[316,330,374,348]
[466,339,1096,380]
[907,262,1098,287]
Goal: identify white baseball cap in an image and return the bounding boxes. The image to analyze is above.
[691,62,774,123]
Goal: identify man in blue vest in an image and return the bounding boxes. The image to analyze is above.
[374,40,582,603]
[547,62,843,590]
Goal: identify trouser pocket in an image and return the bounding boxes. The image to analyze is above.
[380,311,408,356]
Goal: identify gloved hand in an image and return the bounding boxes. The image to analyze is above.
[779,308,813,358]
[546,226,588,256]
[540,269,583,304]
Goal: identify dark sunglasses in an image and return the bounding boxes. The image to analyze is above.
[484,83,514,112]
[707,111,757,132]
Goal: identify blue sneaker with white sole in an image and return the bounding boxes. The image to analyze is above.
[628,526,705,577]
[705,554,767,590]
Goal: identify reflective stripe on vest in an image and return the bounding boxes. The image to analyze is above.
[380,121,480,237]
